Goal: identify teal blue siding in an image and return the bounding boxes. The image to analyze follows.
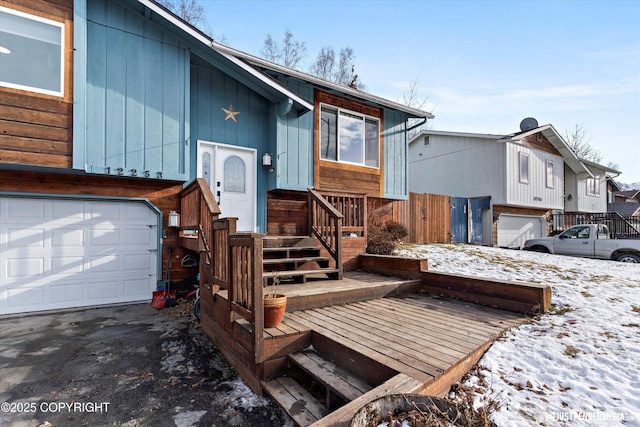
[383,109,409,199]
[190,64,274,232]
[276,110,314,191]
[86,0,189,180]
[273,77,314,191]
[72,0,87,170]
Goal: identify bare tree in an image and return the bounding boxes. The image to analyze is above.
[402,79,428,110]
[310,47,364,89]
[261,30,306,69]
[564,124,602,163]
[158,0,207,28]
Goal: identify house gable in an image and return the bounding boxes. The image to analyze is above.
[517,132,562,157]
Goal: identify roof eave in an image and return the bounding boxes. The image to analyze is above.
[137,0,313,112]
[213,44,434,119]
[503,124,593,178]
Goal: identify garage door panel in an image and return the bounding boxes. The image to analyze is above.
[5,286,45,309]
[7,228,46,248]
[1,197,159,315]
[51,256,85,274]
[51,228,85,247]
[89,228,121,246]
[6,258,45,278]
[49,283,84,304]
[88,255,121,273]
[124,253,153,272]
[7,199,46,220]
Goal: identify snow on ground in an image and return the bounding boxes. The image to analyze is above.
[395,243,640,426]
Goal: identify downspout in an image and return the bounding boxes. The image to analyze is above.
[406,117,428,133]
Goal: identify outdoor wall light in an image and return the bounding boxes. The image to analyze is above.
[567,194,573,201]
[262,152,273,167]
[168,211,180,228]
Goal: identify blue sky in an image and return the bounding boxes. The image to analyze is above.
[200,0,640,183]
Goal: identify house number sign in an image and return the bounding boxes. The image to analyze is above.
[104,167,163,178]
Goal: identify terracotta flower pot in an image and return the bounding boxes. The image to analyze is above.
[264,293,287,328]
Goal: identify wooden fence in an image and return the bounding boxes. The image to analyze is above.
[370,193,451,244]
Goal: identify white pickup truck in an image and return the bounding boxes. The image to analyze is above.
[523,224,640,263]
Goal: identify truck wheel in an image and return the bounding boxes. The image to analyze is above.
[529,245,549,253]
[616,253,640,263]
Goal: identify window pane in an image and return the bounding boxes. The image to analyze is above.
[365,118,379,167]
[0,8,63,95]
[320,107,337,161]
[339,112,363,164]
[546,161,554,188]
[519,152,529,183]
[224,156,245,193]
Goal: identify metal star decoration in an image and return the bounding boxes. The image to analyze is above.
[222,104,240,123]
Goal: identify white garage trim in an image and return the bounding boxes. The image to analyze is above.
[0,193,161,315]
[497,214,546,249]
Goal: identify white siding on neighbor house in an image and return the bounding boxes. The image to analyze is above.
[565,164,608,213]
[505,142,564,209]
[577,175,608,213]
[408,134,505,201]
[564,166,579,212]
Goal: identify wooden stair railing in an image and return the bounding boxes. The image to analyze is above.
[228,233,264,364]
[179,179,221,287]
[318,190,367,238]
[308,189,344,280]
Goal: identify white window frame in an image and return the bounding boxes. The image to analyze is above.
[519,152,529,184]
[586,176,601,196]
[0,6,65,97]
[319,103,380,168]
[546,160,555,189]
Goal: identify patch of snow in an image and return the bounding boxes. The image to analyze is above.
[395,243,640,426]
[173,408,208,427]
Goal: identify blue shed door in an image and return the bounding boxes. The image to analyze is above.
[450,197,468,243]
[469,197,491,244]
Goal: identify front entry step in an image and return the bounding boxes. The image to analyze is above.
[263,235,340,284]
[262,377,328,426]
[262,349,372,427]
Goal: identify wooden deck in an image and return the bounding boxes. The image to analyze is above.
[281,293,524,385]
[221,272,530,426]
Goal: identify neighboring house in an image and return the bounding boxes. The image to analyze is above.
[564,158,620,215]
[0,0,430,315]
[408,121,593,248]
[613,189,640,204]
[608,202,640,218]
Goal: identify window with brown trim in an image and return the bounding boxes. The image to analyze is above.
[0,6,64,97]
[320,103,380,168]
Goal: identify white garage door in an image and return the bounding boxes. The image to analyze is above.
[497,214,546,248]
[0,197,159,315]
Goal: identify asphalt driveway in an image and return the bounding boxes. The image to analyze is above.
[0,302,289,427]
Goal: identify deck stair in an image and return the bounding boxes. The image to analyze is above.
[263,236,340,284]
[261,349,373,427]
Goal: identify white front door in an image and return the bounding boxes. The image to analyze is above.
[197,141,256,232]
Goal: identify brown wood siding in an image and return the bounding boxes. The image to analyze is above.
[0,0,74,168]
[520,133,561,156]
[0,170,198,283]
[267,190,309,236]
[313,90,384,197]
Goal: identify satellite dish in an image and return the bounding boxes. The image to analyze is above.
[520,117,539,132]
